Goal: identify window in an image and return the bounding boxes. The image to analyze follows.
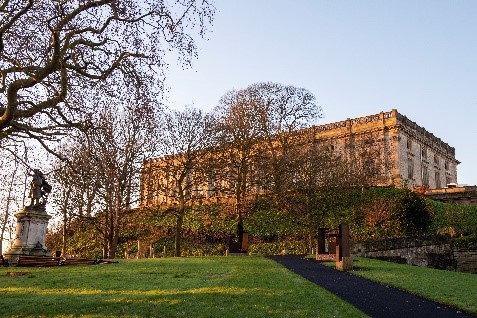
[406,139,412,150]
[435,172,441,188]
[421,147,427,161]
[445,160,449,170]
[434,154,439,165]
[407,158,414,180]
[422,166,429,187]
[364,139,373,145]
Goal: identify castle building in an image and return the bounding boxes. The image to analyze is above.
[140,109,459,207]
[309,109,458,189]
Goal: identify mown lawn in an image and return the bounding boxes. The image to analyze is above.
[0,257,365,318]
[351,257,477,315]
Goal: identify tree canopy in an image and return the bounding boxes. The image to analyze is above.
[0,0,215,151]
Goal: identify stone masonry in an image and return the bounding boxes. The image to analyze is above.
[140,109,459,207]
[352,235,477,273]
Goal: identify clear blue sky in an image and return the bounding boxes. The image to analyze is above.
[164,0,477,185]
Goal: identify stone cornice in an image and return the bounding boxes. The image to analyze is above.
[395,111,456,158]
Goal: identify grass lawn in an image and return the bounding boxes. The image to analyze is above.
[351,257,477,315]
[0,257,366,318]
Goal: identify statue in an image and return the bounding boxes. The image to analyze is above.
[4,169,53,263]
[29,169,52,207]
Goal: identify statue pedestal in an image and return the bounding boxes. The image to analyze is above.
[4,206,52,264]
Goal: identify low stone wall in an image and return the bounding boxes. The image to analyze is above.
[351,235,477,273]
[454,248,477,273]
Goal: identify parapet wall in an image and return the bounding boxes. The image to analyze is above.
[311,109,455,157]
[426,186,477,205]
[312,110,395,138]
[395,112,456,156]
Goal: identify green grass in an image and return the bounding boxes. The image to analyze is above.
[0,257,366,318]
[351,257,477,315]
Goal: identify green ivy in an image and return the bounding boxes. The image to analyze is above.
[452,234,477,249]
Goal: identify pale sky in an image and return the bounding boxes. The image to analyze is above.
[164,0,477,185]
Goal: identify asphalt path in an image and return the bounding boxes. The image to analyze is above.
[269,255,475,318]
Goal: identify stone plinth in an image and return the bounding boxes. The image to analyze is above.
[3,206,52,264]
[336,256,353,271]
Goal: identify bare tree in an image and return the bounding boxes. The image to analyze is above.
[250,82,321,199]
[211,87,264,241]
[142,106,215,256]
[50,141,99,256]
[0,0,215,151]
[0,154,19,254]
[287,131,388,245]
[50,98,158,258]
[289,143,348,232]
[210,83,321,245]
[0,144,32,254]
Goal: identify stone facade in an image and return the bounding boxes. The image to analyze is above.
[395,112,459,189]
[141,109,459,207]
[352,235,477,273]
[454,248,477,273]
[426,186,477,205]
[310,109,459,189]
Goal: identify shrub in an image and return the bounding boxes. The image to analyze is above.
[244,201,307,241]
[393,189,433,236]
[429,200,477,237]
[248,241,308,256]
[452,234,477,249]
[351,188,433,240]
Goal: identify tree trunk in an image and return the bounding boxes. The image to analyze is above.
[1,173,15,254]
[175,211,184,257]
[102,238,109,259]
[106,206,118,258]
[108,209,120,259]
[62,216,67,256]
[61,188,71,256]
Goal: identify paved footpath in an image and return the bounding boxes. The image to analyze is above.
[269,255,475,318]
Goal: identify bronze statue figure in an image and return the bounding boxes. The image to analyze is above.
[29,169,52,207]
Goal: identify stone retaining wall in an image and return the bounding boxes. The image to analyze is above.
[351,235,477,273]
[454,248,477,273]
